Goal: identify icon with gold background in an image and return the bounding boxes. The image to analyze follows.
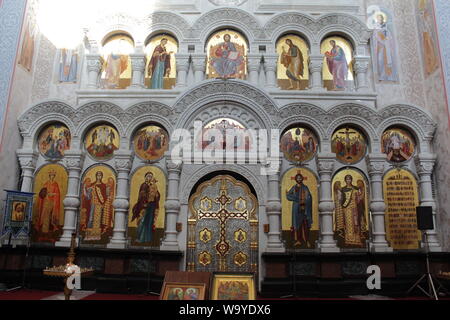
[281,168,319,249]
[128,166,166,247]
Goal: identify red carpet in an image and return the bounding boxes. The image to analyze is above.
[0,289,60,300]
[82,293,159,300]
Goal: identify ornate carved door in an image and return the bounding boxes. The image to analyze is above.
[187,175,258,273]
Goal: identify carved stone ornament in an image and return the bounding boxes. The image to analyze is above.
[19,95,436,161]
[114,159,132,172]
[209,0,248,6]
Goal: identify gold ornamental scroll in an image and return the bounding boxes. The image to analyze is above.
[383,169,421,250]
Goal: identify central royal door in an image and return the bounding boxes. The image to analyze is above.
[187,175,258,273]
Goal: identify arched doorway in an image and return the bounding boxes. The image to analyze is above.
[187,174,258,273]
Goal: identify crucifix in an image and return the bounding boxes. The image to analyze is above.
[197,178,249,271]
[338,127,359,160]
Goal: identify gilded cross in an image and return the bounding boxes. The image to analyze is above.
[197,178,248,271]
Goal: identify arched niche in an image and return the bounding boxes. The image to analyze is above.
[173,80,278,130]
[180,164,266,206]
[131,123,170,162]
[332,167,370,249]
[381,126,417,164]
[79,163,117,246]
[205,29,249,80]
[331,125,369,165]
[276,34,310,90]
[321,35,354,91]
[144,33,178,89]
[280,124,320,164]
[36,122,72,160]
[100,32,135,89]
[82,123,120,161]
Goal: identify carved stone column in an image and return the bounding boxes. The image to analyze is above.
[191,54,207,84]
[107,151,133,249]
[16,149,38,193]
[367,154,392,252]
[56,151,85,247]
[86,54,102,89]
[161,158,182,251]
[248,54,261,86]
[354,56,370,92]
[317,154,339,252]
[266,158,284,252]
[175,53,190,88]
[416,153,442,251]
[264,54,278,88]
[309,55,325,91]
[129,53,146,89]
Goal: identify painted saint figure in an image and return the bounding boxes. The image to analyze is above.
[36,170,61,237]
[419,0,439,76]
[286,173,313,247]
[103,53,129,89]
[19,19,36,72]
[12,203,26,222]
[381,129,414,162]
[59,49,78,82]
[81,171,115,241]
[134,126,169,161]
[148,38,173,89]
[86,125,119,160]
[168,288,183,300]
[39,125,71,159]
[280,39,304,90]
[325,40,349,90]
[131,172,161,243]
[211,34,244,79]
[184,288,199,300]
[331,127,367,164]
[334,175,367,247]
[372,14,398,82]
[280,127,318,163]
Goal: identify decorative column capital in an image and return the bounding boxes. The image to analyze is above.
[86,54,103,73]
[175,53,190,71]
[263,54,278,71]
[166,152,183,173]
[130,53,146,72]
[415,153,436,176]
[353,56,370,74]
[167,160,183,174]
[191,53,207,71]
[366,153,387,176]
[114,151,133,173]
[316,153,335,175]
[16,149,38,170]
[62,151,85,170]
[248,54,262,71]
